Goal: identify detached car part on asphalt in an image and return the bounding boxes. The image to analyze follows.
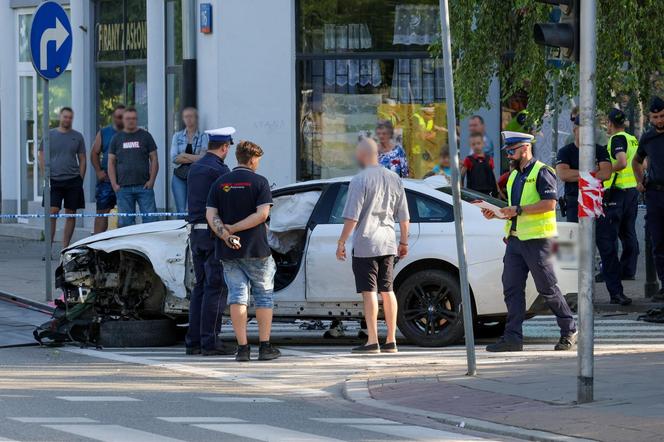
[37,176,580,348]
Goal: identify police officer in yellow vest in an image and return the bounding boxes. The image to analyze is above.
[595,109,638,306]
[482,131,577,352]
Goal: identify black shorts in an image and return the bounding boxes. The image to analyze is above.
[351,255,395,293]
[46,176,85,210]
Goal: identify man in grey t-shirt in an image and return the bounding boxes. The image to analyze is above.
[336,137,409,354]
[38,107,86,252]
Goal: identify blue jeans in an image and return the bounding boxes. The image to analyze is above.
[116,186,158,228]
[171,174,188,215]
[222,257,276,309]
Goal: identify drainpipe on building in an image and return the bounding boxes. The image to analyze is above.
[182,0,197,109]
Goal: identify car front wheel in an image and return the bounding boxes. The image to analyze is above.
[396,269,465,347]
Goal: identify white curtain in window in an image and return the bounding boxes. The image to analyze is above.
[323,23,381,87]
[393,4,440,45]
[390,58,444,104]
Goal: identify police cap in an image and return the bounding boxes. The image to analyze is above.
[205,127,236,144]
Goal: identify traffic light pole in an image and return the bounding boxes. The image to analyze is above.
[438,0,476,376]
[577,0,597,404]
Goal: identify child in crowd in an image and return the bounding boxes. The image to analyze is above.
[461,133,498,196]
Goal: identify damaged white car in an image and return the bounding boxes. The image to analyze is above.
[51,176,579,347]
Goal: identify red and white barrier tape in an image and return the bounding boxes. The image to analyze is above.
[578,172,604,218]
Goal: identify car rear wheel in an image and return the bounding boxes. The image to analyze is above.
[396,269,465,347]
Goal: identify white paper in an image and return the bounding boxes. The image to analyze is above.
[471,200,508,219]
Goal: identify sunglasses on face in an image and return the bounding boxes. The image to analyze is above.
[504,144,526,156]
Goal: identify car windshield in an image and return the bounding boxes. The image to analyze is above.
[437,187,507,208]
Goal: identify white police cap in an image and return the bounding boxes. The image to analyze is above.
[501,131,534,149]
[205,127,236,144]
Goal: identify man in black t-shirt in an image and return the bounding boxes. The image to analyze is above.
[556,117,612,222]
[206,140,280,362]
[108,108,159,227]
[634,97,664,299]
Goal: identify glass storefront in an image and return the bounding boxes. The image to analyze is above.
[95,0,148,128]
[297,0,447,180]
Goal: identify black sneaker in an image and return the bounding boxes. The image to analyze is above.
[381,342,398,353]
[202,342,237,356]
[258,343,281,361]
[554,331,578,351]
[610,293,632,306]
[351,343,380,354]
[486,337,523,352]
[235,345,251,362]
[185,347,201,355]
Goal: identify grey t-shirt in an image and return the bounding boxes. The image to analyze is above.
[342,165,409,258]
[109,129,157,186]
[39,128,85,181]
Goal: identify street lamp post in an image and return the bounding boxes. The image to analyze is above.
[438,0,476,376]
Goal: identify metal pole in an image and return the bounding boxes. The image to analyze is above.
[181,0,197,108]
[577,0,597,404]
[438,0,476,376]
[43,78,52,302]
[551,77,559,165]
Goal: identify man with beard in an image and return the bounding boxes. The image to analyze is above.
[634,97,664,300]
[482,131,577,352]
[38,107,86,254]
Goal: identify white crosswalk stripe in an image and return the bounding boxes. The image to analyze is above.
[193,423,346,441]
[350,424,496,441]
[56,395,141,402]
[44,424,184,442]
[524,316,664,344]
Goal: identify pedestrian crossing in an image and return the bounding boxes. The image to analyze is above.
[4,415,501,441]
[523,315,664,344]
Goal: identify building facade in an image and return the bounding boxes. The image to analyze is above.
[0,0,503,221]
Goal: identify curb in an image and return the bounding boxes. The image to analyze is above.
[0,290,54,314]
[343,376,596,442]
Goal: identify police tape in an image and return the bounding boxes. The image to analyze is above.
[0,212,187,219]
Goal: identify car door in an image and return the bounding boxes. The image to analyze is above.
[305,183,418,302]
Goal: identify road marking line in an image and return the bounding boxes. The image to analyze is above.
[156,417,245,423]
[44,424,184,442]
[56,396,140,402]
[200,396,282,403]
[9,417,98,423]
[63,348,329,397]
[311,418,398,424]
[194,423,345,441]
[350,424,497,441]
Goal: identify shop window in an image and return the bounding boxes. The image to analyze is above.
[95,0,148,128]
[297,0,447,181]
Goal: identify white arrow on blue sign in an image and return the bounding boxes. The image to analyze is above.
[29,1,72,80]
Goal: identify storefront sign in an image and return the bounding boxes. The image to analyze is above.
[98,21,147,53]
[200,3,212,34]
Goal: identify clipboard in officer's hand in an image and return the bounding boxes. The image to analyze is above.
[471,200,508,219]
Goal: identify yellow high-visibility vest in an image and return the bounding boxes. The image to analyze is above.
[504,161,558,240]
[603,131,638,189]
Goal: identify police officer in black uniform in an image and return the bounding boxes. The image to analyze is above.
[184,127,236,356]
[634,97,664,300]
[482,131,577,352]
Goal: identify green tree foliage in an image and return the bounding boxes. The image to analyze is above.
[431,0,664,122]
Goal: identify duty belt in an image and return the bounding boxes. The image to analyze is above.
[647,183,664,192]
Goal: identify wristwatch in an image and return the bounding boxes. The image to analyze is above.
[516,205,523,216]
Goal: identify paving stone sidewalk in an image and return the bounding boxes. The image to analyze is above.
[368,349,664,442]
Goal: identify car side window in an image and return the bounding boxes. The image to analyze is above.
[407,191,454,223]
[328,184,349,224]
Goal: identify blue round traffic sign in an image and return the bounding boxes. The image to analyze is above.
[29,1,72,80]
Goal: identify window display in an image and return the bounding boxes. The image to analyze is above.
[297,0,447,180]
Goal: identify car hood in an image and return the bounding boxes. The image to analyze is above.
[65,220,188,251]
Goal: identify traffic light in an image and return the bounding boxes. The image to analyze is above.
[533,0,580,62]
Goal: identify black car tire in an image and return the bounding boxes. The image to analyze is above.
[396,269,465,347]
[99,318,177,348]
[474,319,506,338]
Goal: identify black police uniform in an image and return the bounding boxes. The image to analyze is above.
[638,122,664,294]
[556,142,611,222]
[595,132,638,304]
[501,159,577,345]
[185,152,230,352]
